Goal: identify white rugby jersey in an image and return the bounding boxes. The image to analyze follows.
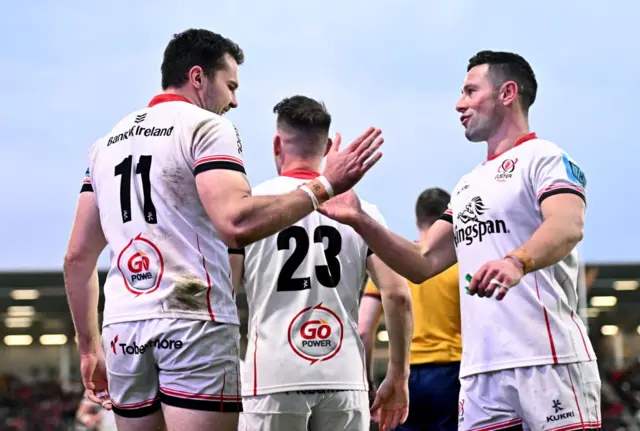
[81,94,245,326]
[238,170,385,396]
[440,133,596,378]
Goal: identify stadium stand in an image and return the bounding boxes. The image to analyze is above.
[0,265,639,430]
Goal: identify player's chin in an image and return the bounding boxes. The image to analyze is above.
[464,129,485,143]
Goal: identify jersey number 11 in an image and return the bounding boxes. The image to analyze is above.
[114,155,157,224]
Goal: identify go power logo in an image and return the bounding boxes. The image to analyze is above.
[454,196,509,247]
[117,234,165,296]
[110,334,183,355]
[288,303,343,365]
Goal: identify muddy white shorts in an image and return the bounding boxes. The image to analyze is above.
[458,361,601,431]
[102,318,242,418]
[241,390,369,431]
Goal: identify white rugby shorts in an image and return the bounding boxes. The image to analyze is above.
[102,318,242,417]
[458,361,601,431]
[241,390,369,431]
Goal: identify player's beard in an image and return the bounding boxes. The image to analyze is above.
[203,85,227,116]
[464,103,504,143]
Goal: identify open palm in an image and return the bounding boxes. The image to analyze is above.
[322,128,384,195]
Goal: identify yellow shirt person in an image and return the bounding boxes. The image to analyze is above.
[362,264,461,365]
[358,188,461,431]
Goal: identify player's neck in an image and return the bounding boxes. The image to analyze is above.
[279,160,322,176]
[162,88,200,108]
[486,115,530,159]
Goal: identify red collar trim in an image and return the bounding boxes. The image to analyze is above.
[148,94,193,107]
[487,132,537,161]
[280,169,320,179]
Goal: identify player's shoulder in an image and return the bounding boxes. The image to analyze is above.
[360,198,386,225]
[181,103,233,129]
[152,101,236,134]
[522,136,569,158]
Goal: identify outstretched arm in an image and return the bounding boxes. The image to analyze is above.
[353,212,457,284]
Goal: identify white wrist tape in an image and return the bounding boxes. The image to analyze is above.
[316,176,335,198]
[300,185,319,210]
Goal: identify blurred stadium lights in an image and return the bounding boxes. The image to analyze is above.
[613,280,639,291]
[590,296,617,307]
[4,334,33,346]
[39,334,67,345]
[4,317,32,328]
[10,289,40,300]
[377,330,389,342]
[7,305,35,317]
[601,325,619,336]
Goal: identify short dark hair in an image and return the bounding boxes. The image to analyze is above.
[273,95,332,133]
[161,29,244,90]
[415,188,451,227]
[467,50,538,112]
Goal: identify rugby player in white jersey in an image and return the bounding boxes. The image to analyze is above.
[63,29,385,431]
[318,51,601,431]
[229,95,412,431]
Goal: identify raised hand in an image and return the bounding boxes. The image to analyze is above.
[322,128,383,195]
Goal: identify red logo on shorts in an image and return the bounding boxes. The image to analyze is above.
[110,335,119,354]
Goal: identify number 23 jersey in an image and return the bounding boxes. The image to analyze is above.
[81,94,245,327]
[240,170,386,396]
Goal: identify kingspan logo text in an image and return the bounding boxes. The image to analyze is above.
[454,219,509,247]
[107,125,174,146]
[454,196,510,246]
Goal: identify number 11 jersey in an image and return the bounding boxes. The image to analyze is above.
[239,170,386,396]
[81,94,245,327]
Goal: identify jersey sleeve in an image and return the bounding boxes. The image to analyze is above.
[79,144,98,194]
[438,204,453,224]
[362,279,381,300]
[191,116,246,176]
[531,147,586,205]
[80,167,93,193]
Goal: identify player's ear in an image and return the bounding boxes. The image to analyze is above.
[273,135,282,156]
[323,138,333,156]
[500,81,518,106]
[189,66,204,88]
